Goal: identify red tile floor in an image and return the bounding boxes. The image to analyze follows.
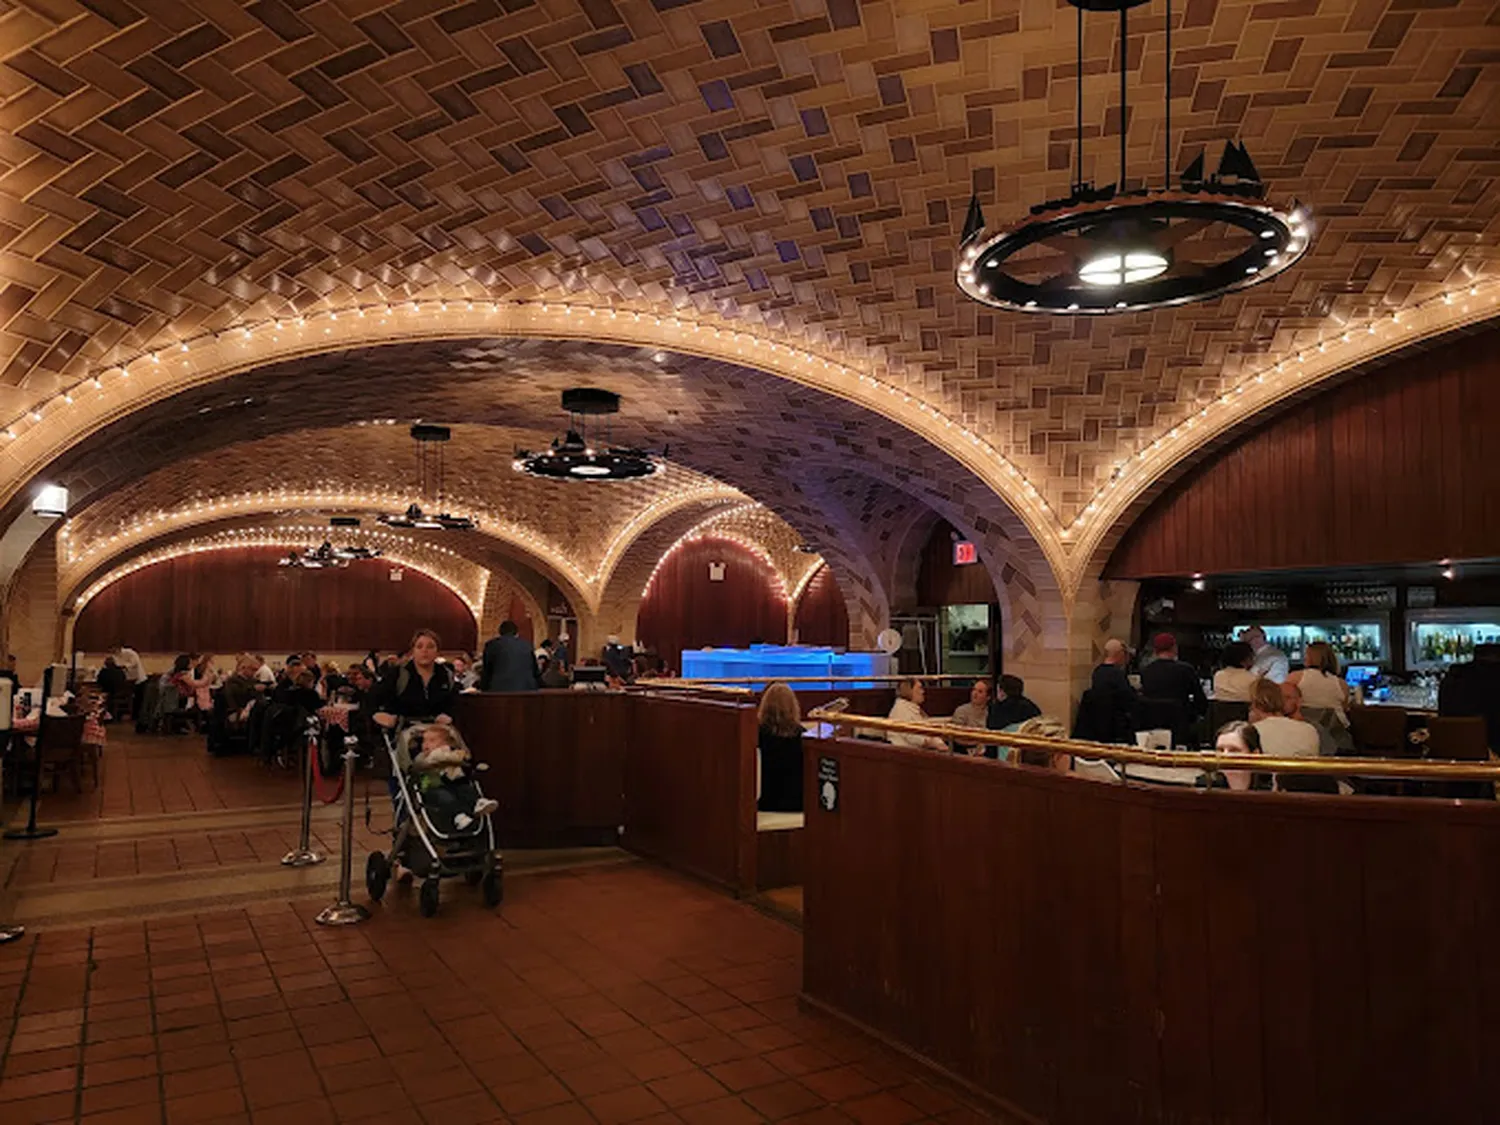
[2,733,1006,1124]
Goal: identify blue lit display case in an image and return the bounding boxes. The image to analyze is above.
[680,645,895,689]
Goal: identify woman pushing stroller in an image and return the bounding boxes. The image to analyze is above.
[367,628,503,915]
[372,629,495,828]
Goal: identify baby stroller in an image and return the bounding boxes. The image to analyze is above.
[365,721,503,917]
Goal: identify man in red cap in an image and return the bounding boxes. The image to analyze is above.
[1140,632,1207,738]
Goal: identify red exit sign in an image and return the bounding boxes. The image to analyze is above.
[952,540,978,566]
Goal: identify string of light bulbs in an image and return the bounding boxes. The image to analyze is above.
[641,532,791,602]
[8,280,1497,554]
[1060,278,1499,540]
[0,296,1051,532]
[61,483,751,611]
[71,526,489,618]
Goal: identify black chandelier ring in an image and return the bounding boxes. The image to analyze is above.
[958,193,1308,315]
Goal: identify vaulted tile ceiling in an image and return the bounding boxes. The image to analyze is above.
[0,0,1495,586]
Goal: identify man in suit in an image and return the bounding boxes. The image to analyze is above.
[481,621,540,693]
[1139,632,1207,744]
[1077,638,1138,743]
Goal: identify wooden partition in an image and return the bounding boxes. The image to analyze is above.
[802,737,1500,1125]
[459,690,795,893]
[622,693,761,894]
[455,691,626,848]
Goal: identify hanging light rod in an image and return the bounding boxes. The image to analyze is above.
[515,388,664,482]
[378,423,477,530]
[956,0,1310,315]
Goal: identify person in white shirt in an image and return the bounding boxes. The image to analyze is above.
[949,680,990,728]
[1249,677,1324,792]
[948,679,995,757]
[886,678,946,750]
[115,644,147,730]
[1242,625,1290,683]
[1288,641,1350,725]
[1211,641,1258,701]
[254,655,277,685]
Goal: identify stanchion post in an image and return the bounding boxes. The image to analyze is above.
[0,723,23,944]
[5,667,58,842]
[281,716,324,867]
[316,748,369,927]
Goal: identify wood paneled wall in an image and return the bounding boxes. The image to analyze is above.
[802,737,1500,1125]
[622,693,759,894]
[792,564,849,647]
[636,537,787,668]
[74,547,476,654]
[916,521,997,606]
[460,689,782,894]
[456,691,624,847]
[1110,328,1500,577]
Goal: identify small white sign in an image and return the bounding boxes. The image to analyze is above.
[708,562,725,582]
[389,568,404,582]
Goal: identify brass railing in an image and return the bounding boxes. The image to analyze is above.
[808,703,1500,783]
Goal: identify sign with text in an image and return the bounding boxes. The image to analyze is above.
[817,756,839,813]
[952,539,978,566]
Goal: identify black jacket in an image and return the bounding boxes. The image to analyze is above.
[375,661,459,721]
[987,694,1042,732]
[1078,662,1138,743]
[1140,657,1207,719]
[757,728,804,812]
[480,634,540,693]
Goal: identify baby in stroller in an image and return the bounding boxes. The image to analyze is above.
[408,723,497,831]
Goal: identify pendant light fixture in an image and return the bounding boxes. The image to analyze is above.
[514,389,664,481]
[379,424,477,530]
[276,519,383,568]
[956,0,1310,315]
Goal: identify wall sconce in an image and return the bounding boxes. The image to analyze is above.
[32,484,68,519]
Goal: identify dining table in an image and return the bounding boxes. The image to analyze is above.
[12,713,107,745]
[317,702,359,731]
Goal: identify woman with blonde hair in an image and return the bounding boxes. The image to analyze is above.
[1248,676,1323,791]
[886,677,946,750]
[757,682,804,812]
[1289,641,1350,723]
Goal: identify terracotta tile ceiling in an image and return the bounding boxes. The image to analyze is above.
[58,419,753,606]
[0,0,1495,585]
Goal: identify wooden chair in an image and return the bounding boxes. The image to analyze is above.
[1423,716,1493,801]
[1349,706,1410,756]
[1207,699,1250,736]
[34,716,88,793]
[1425,716,1490,761]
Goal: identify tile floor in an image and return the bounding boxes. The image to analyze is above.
[4,728,317,823]
[1,864,998,1124]
[1,732,1006,1123]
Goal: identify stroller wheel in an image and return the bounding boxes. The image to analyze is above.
[419,877,440,918]
[481,868,503,908]
[365,852,389,903]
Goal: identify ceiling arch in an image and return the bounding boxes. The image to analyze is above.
[1,308,1063,569]
[1,0,1495,588]
[15,338,1053,625]
[53,421,746,613]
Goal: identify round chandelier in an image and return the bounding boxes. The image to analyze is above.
[277,540,382,569]
[378,424,477,531]
[514,389,663,482]
[956,0,1310,315]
